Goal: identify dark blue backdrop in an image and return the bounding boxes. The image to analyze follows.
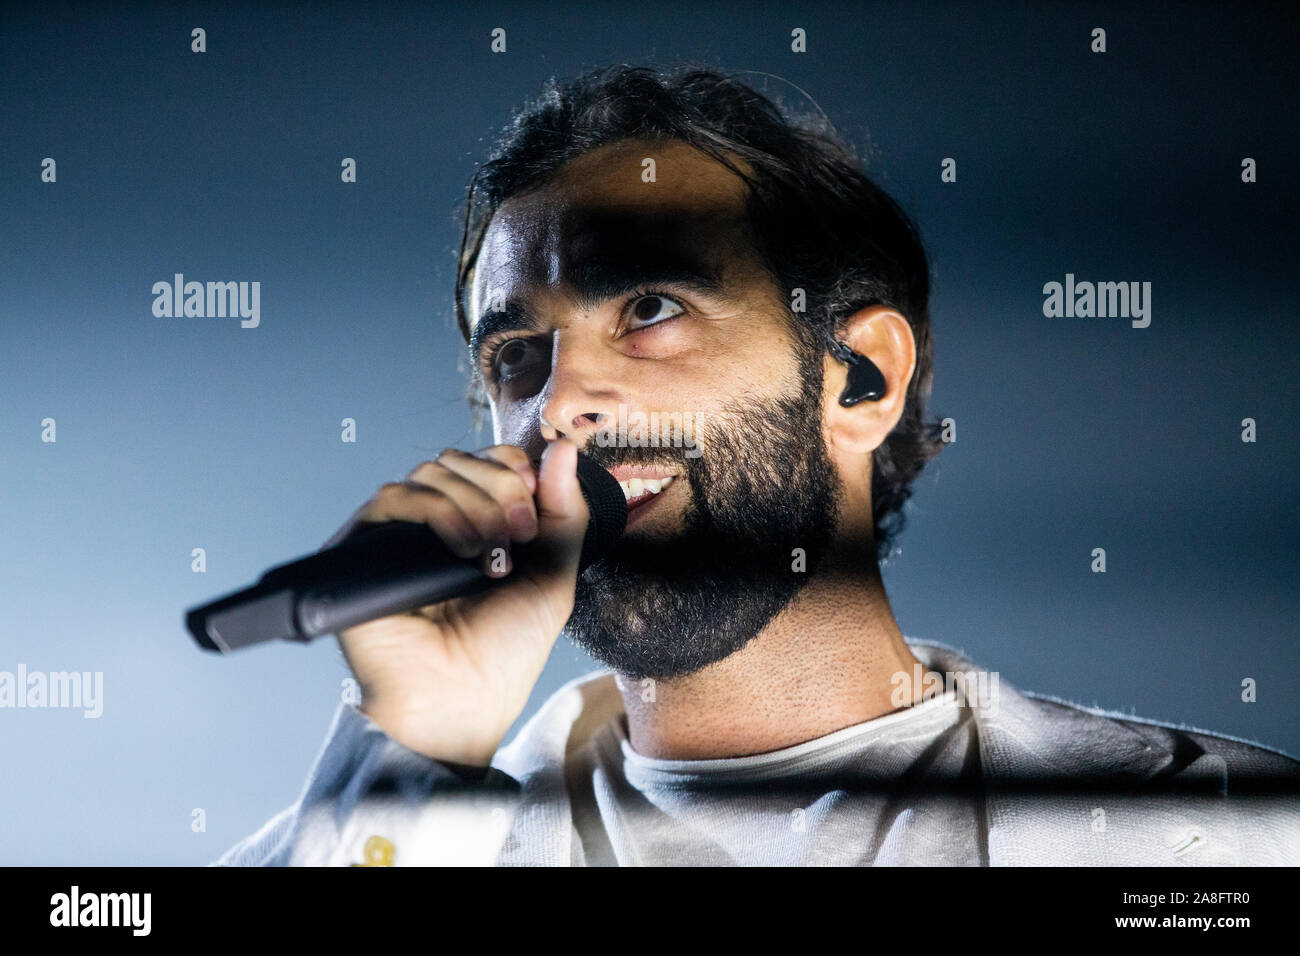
[1,0,1295,864]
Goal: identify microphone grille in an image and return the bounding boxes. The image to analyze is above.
[574,453,628,570]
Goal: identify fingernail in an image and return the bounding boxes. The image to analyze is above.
[508,503,537,537]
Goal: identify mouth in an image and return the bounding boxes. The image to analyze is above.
[605,467,680,520]
[618,475,676,512]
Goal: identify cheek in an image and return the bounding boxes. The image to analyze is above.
[492,396,542,448]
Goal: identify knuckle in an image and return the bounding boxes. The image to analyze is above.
[406,459,442,481]
[375,481,406,501]
[500,445,531,465]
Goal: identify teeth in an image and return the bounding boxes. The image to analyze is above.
[617,474,675,500]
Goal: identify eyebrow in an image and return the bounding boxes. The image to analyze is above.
[468,253,731,362]
[569,257,727,312]
[468,302,541,364]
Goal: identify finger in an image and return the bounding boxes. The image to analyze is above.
[360,482,486,561]
[392,469,519,577]
[473,444,538,496]
[529,438,588,576]
[536,439,586,522]
[410,450,538,541]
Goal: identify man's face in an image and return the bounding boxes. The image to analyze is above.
[467,139,842,679]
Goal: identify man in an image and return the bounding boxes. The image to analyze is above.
[218,66,1299,866]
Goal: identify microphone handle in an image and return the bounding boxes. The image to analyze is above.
[190,522,492,653]
[293,522,491,637]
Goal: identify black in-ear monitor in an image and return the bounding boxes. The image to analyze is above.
[830,340,887,406]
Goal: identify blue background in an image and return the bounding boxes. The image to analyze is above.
[1,1,1295,864]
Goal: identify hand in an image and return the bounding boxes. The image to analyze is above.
[328,439,588,766]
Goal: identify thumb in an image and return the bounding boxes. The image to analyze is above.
[530,437,589,575]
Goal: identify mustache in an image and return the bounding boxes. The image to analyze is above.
[576,439,701,471]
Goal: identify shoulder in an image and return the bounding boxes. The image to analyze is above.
[906,638,1300,779]
[907,639,1300,863]
[1017,690,1300,781]
[967,681,1300,864]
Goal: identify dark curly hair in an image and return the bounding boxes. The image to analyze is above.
[454,65,944,562]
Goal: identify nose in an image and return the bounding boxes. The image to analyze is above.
[537,331,623,446]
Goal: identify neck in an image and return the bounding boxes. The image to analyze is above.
[618,537,926,760]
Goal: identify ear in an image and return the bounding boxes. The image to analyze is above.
[823,306,917,456]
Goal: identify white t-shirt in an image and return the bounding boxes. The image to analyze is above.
[564,689,984,865]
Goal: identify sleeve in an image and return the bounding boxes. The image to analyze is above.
[210,702,522,867]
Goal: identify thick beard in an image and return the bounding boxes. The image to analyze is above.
[565,354,842,680]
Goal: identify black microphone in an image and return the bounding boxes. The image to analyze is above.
[185,452,627,653]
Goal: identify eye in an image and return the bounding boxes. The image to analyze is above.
[625,293,685,331]
[496,339,530,372]
[489,337,550,397]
